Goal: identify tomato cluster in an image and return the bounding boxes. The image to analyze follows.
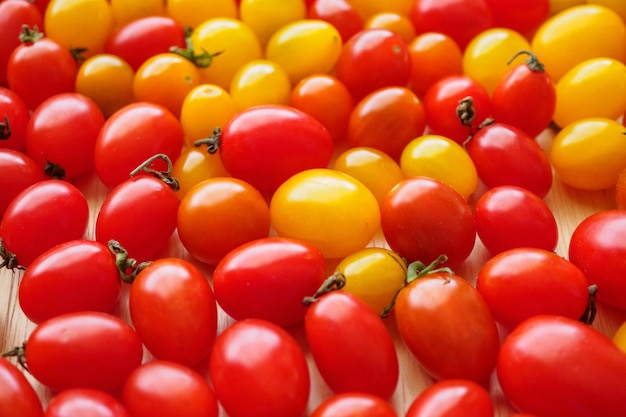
[1,0,626,416]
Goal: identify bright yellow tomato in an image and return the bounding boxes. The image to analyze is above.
[462,28,531,96]
[613,319,626,353]
[180,84,237,146]
[172,147,230,199]
[270,168,381,259]
[587,0,626,23]
[550,117,626,190]
[190,18,263,90]
[553,57,626,128]
[400,134,479,200]
[239,0,307,46]
[337,247,408,315]
[229,60,292,111]
[332,147,405,205]
[166,0,237,28]
[109,0,165,27]
[44,0,114,59]
[75,54,135,118]
[531,4,626,81]
[266,19,343,85]
[364,12,416,43]
[349,0,413,19]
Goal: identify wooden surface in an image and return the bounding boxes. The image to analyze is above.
[2,126,626,415]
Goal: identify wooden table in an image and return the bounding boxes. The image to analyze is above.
[2,127,626,416]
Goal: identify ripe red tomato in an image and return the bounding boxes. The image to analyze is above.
[0,85,31,151]
[484,0,549,38]
[305,288,399,399]
[209,319,310,417]
[310,392,397,417]
[44,388,129,417]
[129,258,218,367]
[405,379,494,417]
[307,0,364,43]
[0,357,43,417]
[381,176,476,269]
[497,315,626,417]
[0,149,45,219]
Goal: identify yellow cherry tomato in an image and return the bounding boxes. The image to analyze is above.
[613,319,626,353]
[462,28,531,96]
[166,0,237,29]
[270,168,381,259]
[180,84,237,146]
[337,247,408,316]
[550,117,626,190]
[550,0,586,15]
[109,0,165,27]
[587,0,626,23]
[266,19,343,85]
[364,12,416,43]
[332,147,405,205]
[229,60,292,111]
[239,0,307,46]
[172,147,230,199]
[75,53,135,118]
[400,134,479,200]
[190,18,263,90]
[44,0,114,59]
[349,0,414,19]
[531,4,626,81]
[553,57,626,128]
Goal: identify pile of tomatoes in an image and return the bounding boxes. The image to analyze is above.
[2,0,626,416]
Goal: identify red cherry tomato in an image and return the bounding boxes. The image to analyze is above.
[0,85,31,151]
[0,357,43,417]
[310,392,397,417]
[497,315,626,417]
[405,379,494,417]
[308,0,364,43]
[484,0,549,39]
[0,149,45,219]
[44,388,129,417]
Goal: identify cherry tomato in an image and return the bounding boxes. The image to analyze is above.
[122,360,218,417]
[497,315,626,417]
[270,168,381,259]
[0,357,43,417]
[229,59,292,110]
[171,146,229,199]
[0,149,45,220]
[364,12,415,43]
[239,0,307,46]
[213,237,326,327]
[44,388,129,417]
[209,318,310,417]
[484,0,549,38]
[177,177,271,265]
[349,0,413,20]
[310,392,398,417]
[335,28,411,101]
[180,83,237,145]
[21,311,143,392]
[405,379,494,417]
[307,0,364,43]
[165,0,238,28]
[304,287,399,399]
[0,179,89,267]
[380,176,476,268]
[0,86,30,150]
[474,186,558,255]
[109,0,165,27]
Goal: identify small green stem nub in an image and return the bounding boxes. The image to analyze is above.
[0,238,23,271]
[0,115,11,139]
[194,127,221,154]
[303,273,347,306]
[579,284,599,325]
[19,25,43,44]
[2,343,28,372]
[170,26,223,68]
[107,240,151,284]
[507,49,545,72]
[129,153,180,191]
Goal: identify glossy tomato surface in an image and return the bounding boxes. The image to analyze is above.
[0,357,43,417]
[310,392,398,417]
[0,149,45,219]
[405,379,494,417]
[44,388,129,417]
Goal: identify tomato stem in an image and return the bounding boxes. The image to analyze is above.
[507,49,545,72]
[194,127,221,154]
[0,115,11,139]
[302,272,346,306]
[129,153,180,191]
[579,284,599,325]
[44,159,66,179]
[19,24,43,44]
[107,240,151,284]
[2,343,28,372]
[170,26,223,68]
[0,238,24,271]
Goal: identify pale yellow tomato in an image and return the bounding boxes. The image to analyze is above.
[180,84,237,146]
[229,60,292,111]
[587,0,626,22]
[109,0,165,27]
[349,0,413,19]
[333,147,405,205]
[364,12,416,43]
[554,57,626,128]
[166,0,237,28]
[172,147,230,199]
[239,0,307,46]
[400,134,479,200]
[613,319,626,353]
[462,28,531,96]
[266,19,343,85]
[190,18,263,90]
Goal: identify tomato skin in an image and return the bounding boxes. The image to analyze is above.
[497,315,626,417]
[394,271,500,383]
[305,290,399,399]
[44,388,129,417]
[484,0,549,38]
[25,311,143,392]
[213,237,327,327]
[476,247,589,331]
[0,86,31,151]
[0,149,46,219]
[310,392,397,417]
[307,0,364,43]
[0,357,43,417]
[405,379,494,417]
[0,179,89,267]
[129,258,218,367]
[209,318,310,417]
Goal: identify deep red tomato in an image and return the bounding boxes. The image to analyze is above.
[19,311,143,392]
[0,357,43,417]
[476,247,590,331]
[491,50,556,138]
[207,104,333,195]
[310,392,397,417]
[129,258,218,368]
[18,239,121,324]
[0,179,89,267]
[422,75,492,144]
[209,318,310,417]
[0,149,45,219]
[497,315,626,417]
[380,176,476,269]
[104,16,186,72]
[465,121,553,198]
[25,92,105,180]
[307,0,364,43]
[335,28,411,101]
[122,360,218,417]
[474,185,558,255]
[94,102,184,189]
[0,86,30,150]
[44,388,129,417]
[405,379,494,417]
[213,237,327,327]
[304,288,399,399]
[569,209,626,310]
[484,0,549,39]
